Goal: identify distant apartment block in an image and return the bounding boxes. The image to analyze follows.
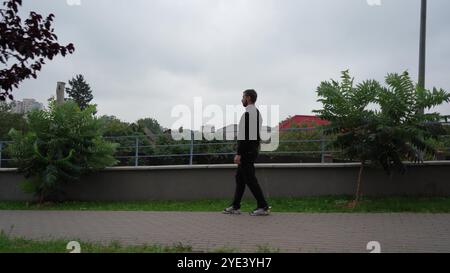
[10,99,44,114]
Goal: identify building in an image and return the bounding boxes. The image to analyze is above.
[10,99,44,114]
[279,115,330,130]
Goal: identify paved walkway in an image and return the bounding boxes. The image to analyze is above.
[1,210,449,253]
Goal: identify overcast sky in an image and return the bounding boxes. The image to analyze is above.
[11,0,450,129]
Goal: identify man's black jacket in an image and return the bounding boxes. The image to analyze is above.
[237,105,262,162]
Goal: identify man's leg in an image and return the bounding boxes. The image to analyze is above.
[241,162,268,209]
[231,164,246,209]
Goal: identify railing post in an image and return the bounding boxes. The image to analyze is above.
[320,129,325,163]
[189,131,194,165]
[135,136,139,167]
[0,142,3,168]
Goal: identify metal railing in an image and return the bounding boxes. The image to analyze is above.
[0,141,13,168]
[102,127,337,166]
[1,127,449,168]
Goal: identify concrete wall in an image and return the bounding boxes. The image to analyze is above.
[1,161,449,201]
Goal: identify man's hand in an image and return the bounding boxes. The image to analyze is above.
[234,155,241,165]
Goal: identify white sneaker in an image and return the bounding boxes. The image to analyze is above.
[222,206,241,215]
[249,206,272,216]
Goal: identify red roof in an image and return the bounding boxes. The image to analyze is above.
[279,115,330,129]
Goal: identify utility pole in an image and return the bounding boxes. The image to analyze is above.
[418,0,427,115]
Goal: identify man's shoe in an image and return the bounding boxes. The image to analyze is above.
[223,206,241,215]
[249,206,272,216]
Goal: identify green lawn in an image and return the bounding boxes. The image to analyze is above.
[1,196,450,213]
[0,231,279,253]
[0,230,192,253]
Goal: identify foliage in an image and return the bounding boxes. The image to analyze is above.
[313,70,450,206]
[0,0,75,100]
[0,102,27,139]
[313,70,450,174]
[7,101,118,201]
[65,74,94,111]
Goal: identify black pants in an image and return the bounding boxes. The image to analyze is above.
[232,161,268,209]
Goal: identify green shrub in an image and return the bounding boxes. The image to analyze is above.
[7,101,118,202]
[313,70,450,206]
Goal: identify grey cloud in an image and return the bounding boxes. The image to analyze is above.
[10,0,450,127]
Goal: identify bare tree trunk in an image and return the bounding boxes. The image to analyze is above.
[347,161,364,209]
[355,161,364,202]
[38,193,44,205]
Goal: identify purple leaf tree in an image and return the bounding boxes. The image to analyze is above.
[0,0,75,101]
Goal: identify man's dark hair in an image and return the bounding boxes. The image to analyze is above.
[243,89,258,103]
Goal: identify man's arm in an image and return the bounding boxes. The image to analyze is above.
[237,140,245,156]
[236,112,249,155]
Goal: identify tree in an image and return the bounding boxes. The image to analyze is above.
[0,101,27,139]
[98,115,155,166]
[137,118,163,135]
[7,101,118,202]
[0,100,11,112]
[0,0,75,101]
[313,70,450,208]
[98,115,135,137]
[66,74,94,110]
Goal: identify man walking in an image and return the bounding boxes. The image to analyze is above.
[223,89,271,216]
